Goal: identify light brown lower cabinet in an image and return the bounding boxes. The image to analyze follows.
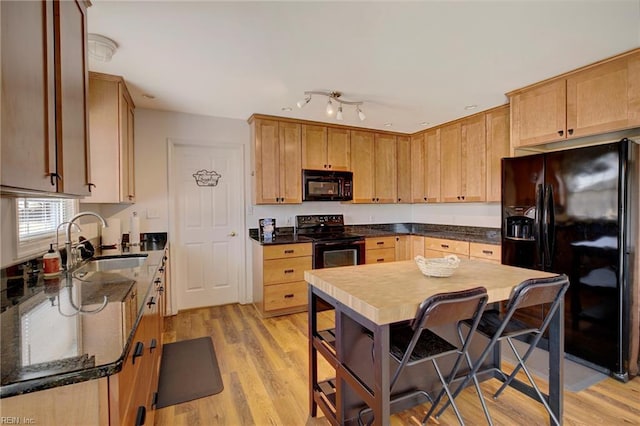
[365,236,396,264]
[424,237,470,259]
[469,242,502,264]
[252,241,312,317]
[424,237,501,265]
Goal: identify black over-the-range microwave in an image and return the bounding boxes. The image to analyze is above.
[302,169,353,201]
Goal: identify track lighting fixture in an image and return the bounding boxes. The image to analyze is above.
[296,90,365,121]
[326,99,334,116]
[296,95,311,109]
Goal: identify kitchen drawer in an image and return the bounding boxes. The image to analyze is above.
[263,243,312,260]
[263,256,312,285]
[365,236,396,250]
[365,248,396,264]
[424,249,470,259]
[469,242,501,262]
[424,237,470,256]
[264,281,308,311]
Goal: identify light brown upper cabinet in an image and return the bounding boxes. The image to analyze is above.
[351,131,397,203]
[441,115,486,203]
[485,105,510,202]
[396,135,411,203]
[509,50,640,148]
[1,0,91,196]
[411,129,441,203]
[251,118,302,204]
[302,125,351,171]
[84,72,136,203]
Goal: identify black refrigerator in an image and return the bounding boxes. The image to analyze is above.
[501,139,637,380]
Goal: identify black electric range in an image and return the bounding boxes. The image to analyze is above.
[295,215,365,268]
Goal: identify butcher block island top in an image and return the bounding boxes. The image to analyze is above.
[304,259,557,325]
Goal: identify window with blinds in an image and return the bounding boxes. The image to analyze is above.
[17,198,77,243]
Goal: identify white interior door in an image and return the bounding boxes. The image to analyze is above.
[170,142,244,310]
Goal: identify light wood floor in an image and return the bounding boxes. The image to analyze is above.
[154,304,640,425]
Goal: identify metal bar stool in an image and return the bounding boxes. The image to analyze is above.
[358,286,488,426]
[435,274,570,425]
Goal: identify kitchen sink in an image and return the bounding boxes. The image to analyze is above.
[77,254,149,273]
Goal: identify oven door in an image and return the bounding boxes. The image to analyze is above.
[313,239,365,269]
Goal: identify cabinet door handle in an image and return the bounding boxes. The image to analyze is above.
[159,266,165,272]
[424,197,427,201]
[284,249,294,254]
[154,278,161,285]
[284,293,294,298]
[482,250,494,255]
[132,341,144,364]
[87,183,96,192]
[558,130,564,136]
[149,338,157,353]
[441,244,449,249]
[568,128,574,136]
[284,269,294,273]
[147,297,156,308]
[398,198,401,202]
[49,172,61,186]
[135,406,146,426]
[328,164,332,169]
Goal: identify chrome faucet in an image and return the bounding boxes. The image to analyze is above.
[65,212,108,270]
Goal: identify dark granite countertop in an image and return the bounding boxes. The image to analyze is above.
[0,234,167,398]
[249,223,501,245]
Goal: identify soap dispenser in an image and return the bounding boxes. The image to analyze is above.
[43,243,61,278]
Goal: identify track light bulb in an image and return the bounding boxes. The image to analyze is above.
[357,106,366,121]
[336,105,343,121]
[326,99,334,116]
[297,96,311,109]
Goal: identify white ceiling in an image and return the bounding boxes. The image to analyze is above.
[87,1,640,134]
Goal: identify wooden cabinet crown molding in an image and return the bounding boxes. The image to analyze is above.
[247,113,406,137]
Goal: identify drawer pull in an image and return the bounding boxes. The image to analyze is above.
[284,269,294,273]
[135,406,146,426]
[376,241,384,245]
[440,244,449,249]
[377,258,384,262]
[284,249,294,254]
[154,278,161,285]
[482,250,494,255]
[132,341,144,364]
[284,293,294,299]
[149,338,157,353]
[159,267,165,272]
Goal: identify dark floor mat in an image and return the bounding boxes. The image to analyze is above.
[156,336,223,408]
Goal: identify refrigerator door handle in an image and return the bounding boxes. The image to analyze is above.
[535,184,544,268]
[542,184,556,269]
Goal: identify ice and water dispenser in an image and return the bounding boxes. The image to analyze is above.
[505,206,535,240]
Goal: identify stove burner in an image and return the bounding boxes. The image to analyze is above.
[295,214,364,243]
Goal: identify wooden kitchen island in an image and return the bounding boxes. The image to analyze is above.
[305,259,561,425]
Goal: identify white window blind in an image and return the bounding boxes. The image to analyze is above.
[17,198,77,243]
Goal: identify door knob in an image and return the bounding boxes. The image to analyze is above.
[228,231,237,237]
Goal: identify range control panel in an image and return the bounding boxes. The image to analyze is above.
[296,214,345,229]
